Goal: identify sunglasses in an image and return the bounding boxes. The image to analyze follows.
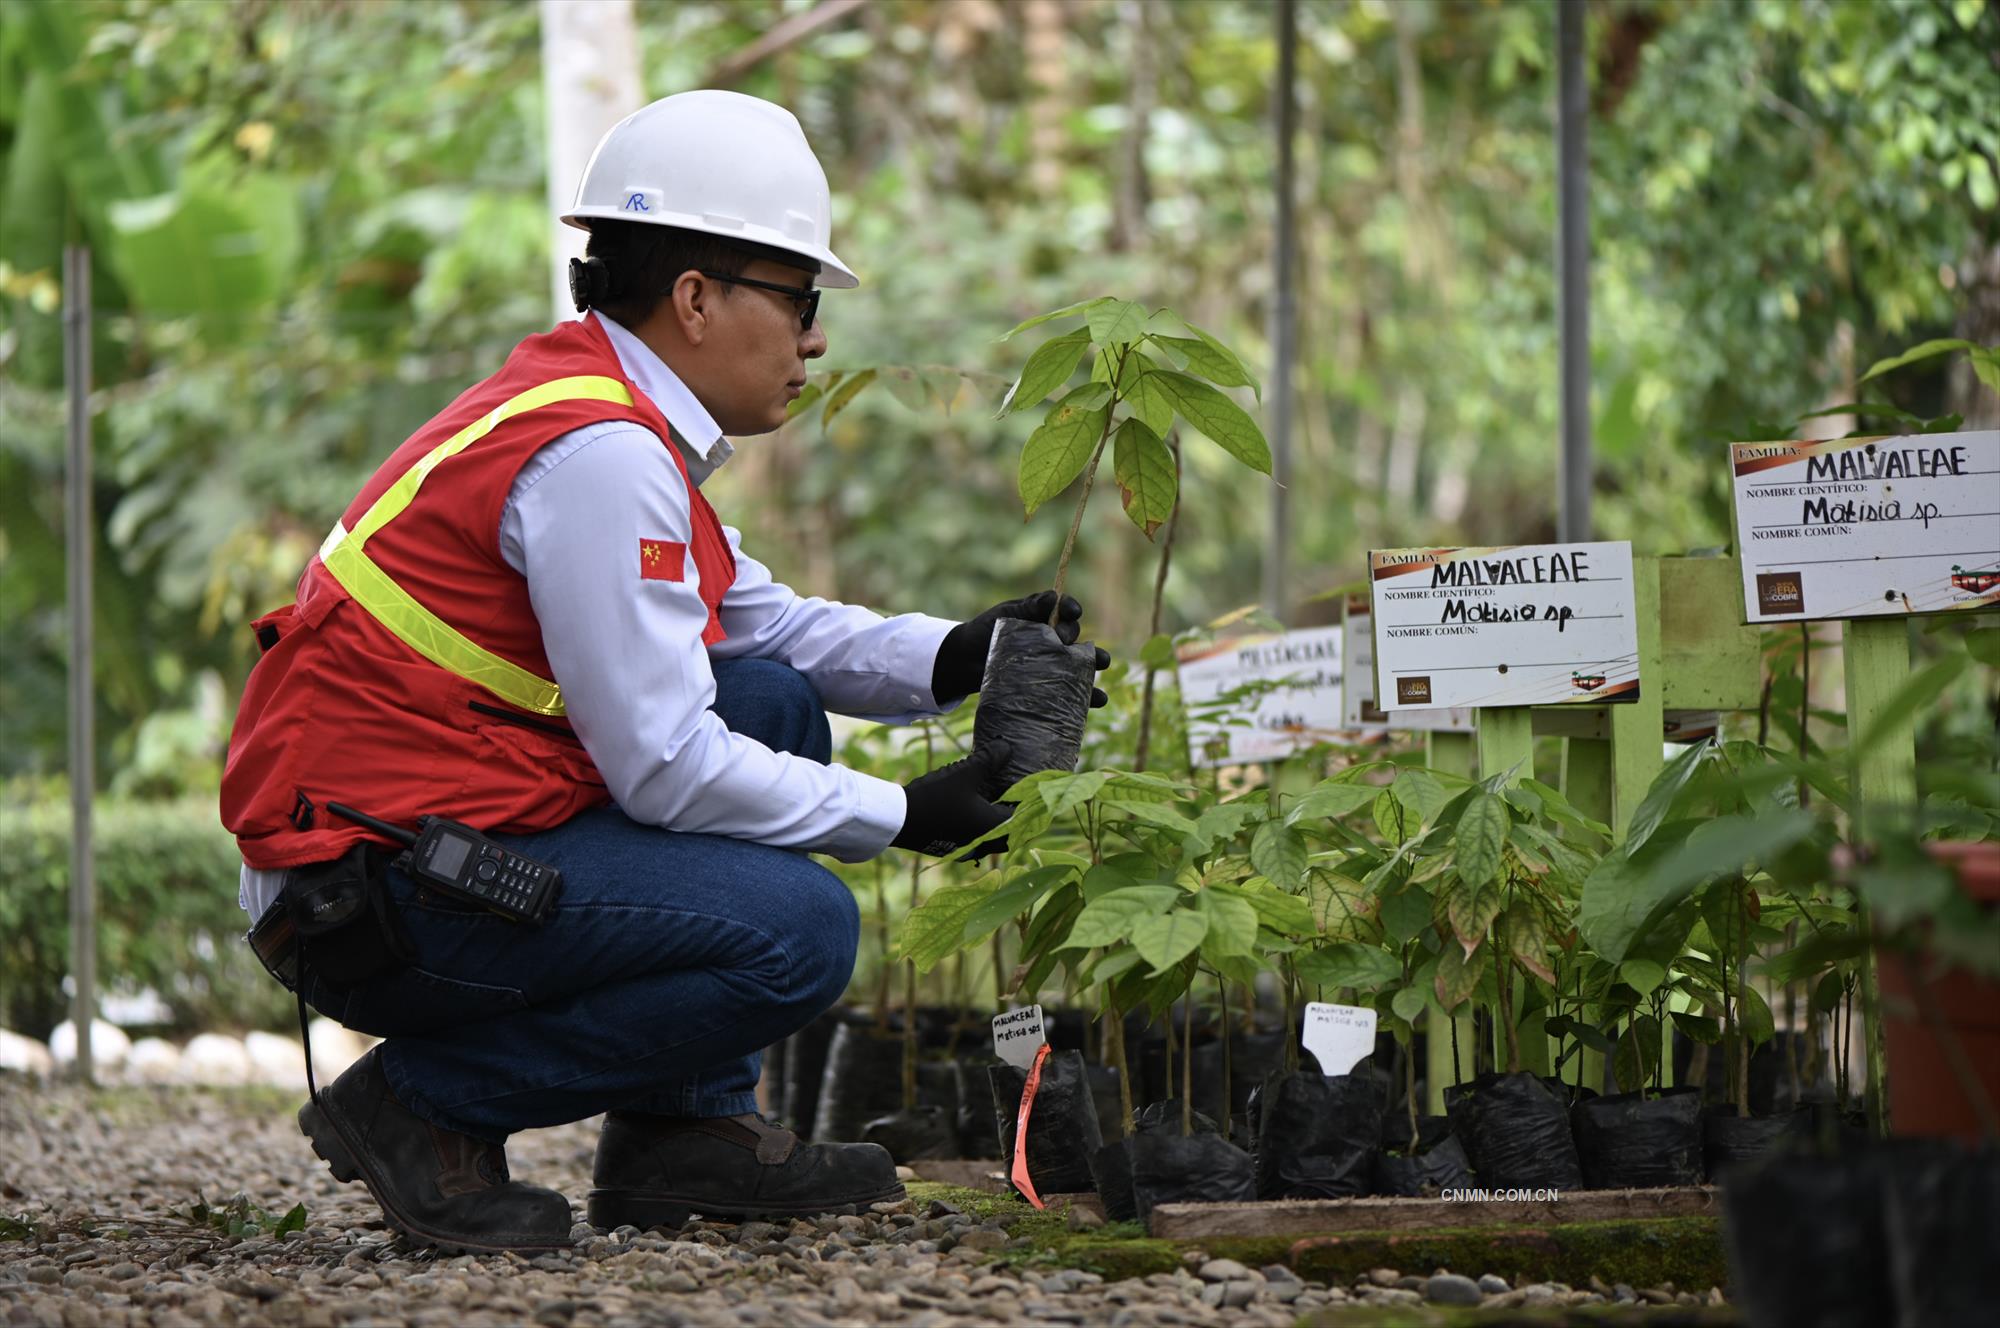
[698,270,821,331]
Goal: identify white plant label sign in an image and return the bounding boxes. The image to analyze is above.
[991,1004,1047,1070]
[1302,1002,1377,1076]
[1176,626,1346,768]
[1368,541,1642,710]
[1728,430,2000,622]
[1341,594,1475,733]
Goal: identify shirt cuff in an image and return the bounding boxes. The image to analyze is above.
[818,771,907,863]
[889,614,963,714]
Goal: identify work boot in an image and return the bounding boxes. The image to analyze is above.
[299,1047,570,1253]
[587,1111,904,1230]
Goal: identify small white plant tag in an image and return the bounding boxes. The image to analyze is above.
[991,1004,1048,1070]
[1302,1002,1378,1076]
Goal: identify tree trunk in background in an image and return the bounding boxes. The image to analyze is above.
[1022,0,1068,199]
[1109,0,1156,253]
[540,0,643,324]
[1952,240,2000,429]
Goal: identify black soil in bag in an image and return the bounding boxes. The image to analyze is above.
[812,1023,957,1142]
[991,1051,1104,1198]
[953,1058,1001,1158]
[1883,1141,2000,1328]
[1721,1151,1894,1328]
[1254,1069,1387,1200]
[1129,1131,1257,1221]
[1701,1105,1807,1181]
[1089,1139,1139,1222]
[860,1105,959,1163]
[973,619,1098,793]
[1571,1088,1702,1189]
[1446,1071,1585,1190]
[1085,1065,1126,1144]
[780,1009,843,1137]
[1191,1031,1290,1118]
[1372,1131,1475,1197]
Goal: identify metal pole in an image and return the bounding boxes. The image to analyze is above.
[1263,0,1298,621]
[63,244,97,1086]
[1556,0,1591,543]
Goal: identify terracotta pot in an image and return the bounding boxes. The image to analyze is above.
[1875,839,2000,1142]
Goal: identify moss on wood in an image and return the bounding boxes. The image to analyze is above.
[904,1183,1728,1292]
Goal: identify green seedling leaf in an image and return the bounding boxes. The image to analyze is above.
[1215,880,1316,935]
[1297,940,1402,990]
[998,297,1111,342]
[1040,769,1112,820]
[1851,654,1970,764]
[1131,908,1209,973]
[901,881,1000,973]
[1621,958,1667,995]
[1446,877,1504,954]
[1372,791,1410,844]
[1173,315,1262,396]
[1307,869,1378,941]
[1454,792,1509,889]
[1148,334,1253,389]
[998,326,1092,417]
[272,1204,307,1239]
[1499,898,1556,984]
[1672,1011,1722,1045]
[1186,801,1261,858]
[1080,861,1144,901]
[1391,984,1429,1025]
[1209,951,1266,988]
[1197,888,1260,959]
[1286,780,1382,826]
[1434,938,1480,1009]
[1103,797,1198,834]
[1858,337,1982,383]
[1249,819,1308,888]
[962,864,1076,944]
[1111,416,1177,538]
[1139,633,1177,671]
[1812,971,1846,1013]
[1626,741,1713,854]
[1085,948,1146,987]
[1518,778,1613,839]
[1086,298,1150,346]
[786,379,826,420]
[1064,885,1182,949]
[1739,982,1775,1046]
[1017,394,1112,516]
[1378,882,1433,945]
[1391,768,1452,824]
[1126,370,1176,436]
[1146,370,1272,473]
[819,368,877,432]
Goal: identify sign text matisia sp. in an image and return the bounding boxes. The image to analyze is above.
[1368,541,1642,710]
[1729,430,2000,623]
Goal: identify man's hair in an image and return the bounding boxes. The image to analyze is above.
[583,221,819,326]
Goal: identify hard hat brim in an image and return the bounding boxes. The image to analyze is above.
[560,207,859,289]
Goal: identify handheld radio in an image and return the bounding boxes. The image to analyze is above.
[326,803,562,925]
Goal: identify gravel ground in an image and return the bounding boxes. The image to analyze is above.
[1,1080,1734,1326]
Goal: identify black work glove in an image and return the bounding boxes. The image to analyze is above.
[931,590,1113,706]
[892,741,1016,858]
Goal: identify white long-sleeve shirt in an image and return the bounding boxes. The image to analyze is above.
[240,312,954,916]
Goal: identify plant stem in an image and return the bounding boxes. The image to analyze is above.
[1048,390,1126,612]
[873,862,892,1029]
[1450,1010,1461,1088]
[1219,975,1233,1135]
[1797,623,1811,807]
[1181,985,1195,1138]
[903,959,919,1112]
[1106,1006,1133,1138]
[1132,434,1182,773]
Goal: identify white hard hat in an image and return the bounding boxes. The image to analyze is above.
[562,90,858,289]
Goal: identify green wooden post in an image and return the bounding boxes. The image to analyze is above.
[1426,730,1478,1112]
[1474,707,1550,1075]
[1842,616,1916,1138]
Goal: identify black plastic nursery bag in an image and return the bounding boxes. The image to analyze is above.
[991,1049,1104,1201]
[1700,1105,1807,1181]
[1571,1088,1702,1189]
[953,1058,1001,1158]
[1089,1138,1140,1223]
[973,618,1097,793]
[1129,1131,1257,1222]
[1721,1151,1894,1328]
[1883,1142,1999,1328]
[1133,1098,1221,1136]
[1446,1070,1585,1191]
[1371,1115,1475,1196]
[1254,1068,1387,1200]
[860,1105,959,1163]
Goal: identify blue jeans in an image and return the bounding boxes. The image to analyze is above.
[304,659,860,1143]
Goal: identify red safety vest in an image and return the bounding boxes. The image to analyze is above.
[221,318,738,868]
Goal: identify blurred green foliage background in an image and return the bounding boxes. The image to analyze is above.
[2,0,1996,791]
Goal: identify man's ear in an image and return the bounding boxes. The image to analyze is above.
[667,269,711,347]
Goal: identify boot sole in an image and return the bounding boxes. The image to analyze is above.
[299,1098,570,1256]
[585,1181,907,1232]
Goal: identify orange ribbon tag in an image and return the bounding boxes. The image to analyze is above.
[1009,1043,1052,1209]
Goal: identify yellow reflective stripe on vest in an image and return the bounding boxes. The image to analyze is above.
[318,374,637,717]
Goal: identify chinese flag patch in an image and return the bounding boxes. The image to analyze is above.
[638,538,688,582]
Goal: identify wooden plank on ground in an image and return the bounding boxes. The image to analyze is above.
[1148,1186,1720,1239]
